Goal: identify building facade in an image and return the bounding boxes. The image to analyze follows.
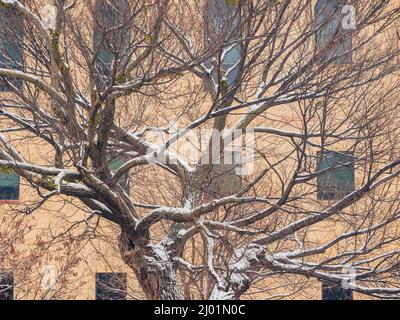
[0,0,399,300]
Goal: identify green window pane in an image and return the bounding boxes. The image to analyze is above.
[93,1,116,84]
[317,151,355,200]
[93,0,129,88]
[109,158,125,172]
[108,157,129,194]
[0,7,24,91]
[0,171,20,200]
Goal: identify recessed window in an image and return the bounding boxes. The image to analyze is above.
[0,6,24,91]
[0,272,14,300]
[93,0,129,87]
[204,0,242,88]
[315,0,352,64]
[95,272,127,300]
[322,281,353,300]
[317,151,355,200]
[0,168,20,201]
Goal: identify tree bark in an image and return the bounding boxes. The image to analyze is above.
[119,231,181,300]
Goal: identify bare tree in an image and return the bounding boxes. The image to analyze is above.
[0,205,86,299]
[0,0,400,300]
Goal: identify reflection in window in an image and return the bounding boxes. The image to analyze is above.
[322,281,353,300]
[0,6,24,91]
[204,0,242,88]
[317,151,355,200]
[315,0,352,64]
[95,272,127,300]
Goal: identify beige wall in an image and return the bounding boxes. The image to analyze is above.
[0,0,399,300]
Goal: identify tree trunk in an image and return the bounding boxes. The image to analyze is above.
[119,231,181,300]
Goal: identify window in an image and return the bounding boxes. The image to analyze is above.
[109,157,129,194]
[93,0,129,87]
[204,0,242,88]
[203,150,242,199]
[315,0,352,64]
[0,168,20,201]
[0,6,24,91]
[322,281,353,300]
[317,151,355,200]
[0,272,14,300]
[95,272,127,300]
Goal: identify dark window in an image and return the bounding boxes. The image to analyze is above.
[317,151,355,200]
[204,0,242,88]
[0,6,24,91]
[0,272,14,300]
[322,281,353,300]
[202,150,242,199]
[95,272,127,300]
[315,0,352,64]
[93,0,130,88]
[0,168,20,201]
